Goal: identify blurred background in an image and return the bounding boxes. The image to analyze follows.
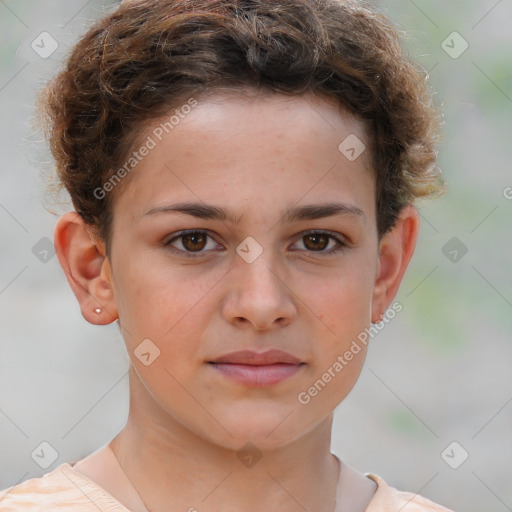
[0,1,511,510]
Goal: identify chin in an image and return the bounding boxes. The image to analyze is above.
[199,412,310,452]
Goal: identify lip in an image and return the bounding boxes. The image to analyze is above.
[207,349,305,388]
[208,349,303,365]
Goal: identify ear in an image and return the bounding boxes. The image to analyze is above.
[371,205,419,323]
[54,211,118,325]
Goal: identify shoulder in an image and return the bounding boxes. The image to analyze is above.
[366,474,456,512]
[0,463,129,512]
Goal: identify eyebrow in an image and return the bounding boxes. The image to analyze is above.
[143,201,365,224]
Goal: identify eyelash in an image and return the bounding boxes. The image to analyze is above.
[163,230,347,258]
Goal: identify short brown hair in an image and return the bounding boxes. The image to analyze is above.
[37,0,444,251]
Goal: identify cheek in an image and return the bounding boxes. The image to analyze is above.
[300,270,374,406]
[111,256,221,367]
[307,256,376,340]
[113,249,192,325]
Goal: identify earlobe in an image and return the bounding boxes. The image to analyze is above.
[54,212,118,325]
[371,205,419,323]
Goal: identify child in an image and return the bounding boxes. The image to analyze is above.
[0,0,452,510]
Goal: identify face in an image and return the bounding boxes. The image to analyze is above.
[105,91,380,450]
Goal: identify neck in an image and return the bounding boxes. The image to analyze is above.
[109,367,340,512]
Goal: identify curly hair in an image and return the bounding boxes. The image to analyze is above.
[37,0,444,252]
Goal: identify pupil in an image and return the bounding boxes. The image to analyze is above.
[306,234,327,251]
[184,232,206,251]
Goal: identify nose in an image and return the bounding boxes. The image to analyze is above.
[221,248,297,331]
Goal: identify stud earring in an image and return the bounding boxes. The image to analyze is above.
[94,307,102,314]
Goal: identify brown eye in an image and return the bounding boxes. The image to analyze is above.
[180,232,208,252]
[165,230,220,256]
[293,231,346,255]
[303,233,330,251]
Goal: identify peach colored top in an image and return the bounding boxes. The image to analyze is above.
[0,462,454,512]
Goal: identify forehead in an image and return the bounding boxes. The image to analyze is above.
[159,89,368,147]
[130,89,371,163]
[113,90,375,222]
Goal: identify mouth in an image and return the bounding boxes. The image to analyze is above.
[208,362,305,388]
[208,348,304,365]
[207,349,305,388]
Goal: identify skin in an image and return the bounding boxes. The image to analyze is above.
[54,91,419,512]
